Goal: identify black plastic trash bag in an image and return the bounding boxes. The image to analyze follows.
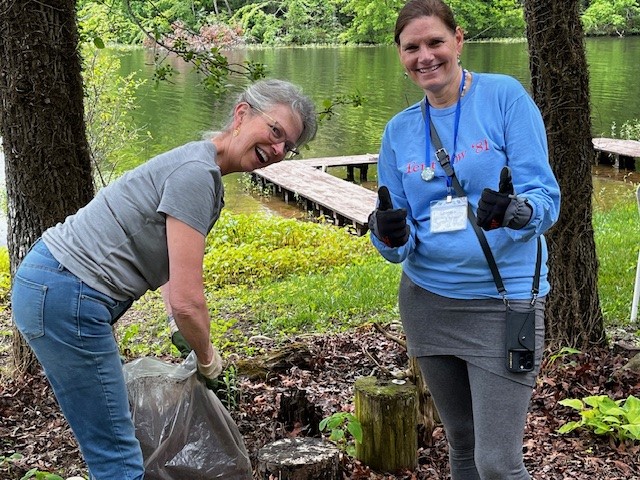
[123,352,252,480]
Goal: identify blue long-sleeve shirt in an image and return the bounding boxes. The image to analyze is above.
[372,73,561,300]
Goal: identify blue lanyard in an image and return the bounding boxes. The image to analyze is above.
[424,70,466,192]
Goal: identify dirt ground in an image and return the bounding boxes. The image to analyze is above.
[1,310,640,480]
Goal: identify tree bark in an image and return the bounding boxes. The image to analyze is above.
[0,0,94,374]
[524,0,605,350]
[409,357,439,447]
[354,376,417,473]
[257,438,340,480]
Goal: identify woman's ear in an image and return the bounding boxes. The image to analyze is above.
[455,26,464,55]
[233,102,251,127]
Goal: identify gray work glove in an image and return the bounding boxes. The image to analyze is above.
[197,346,224,390]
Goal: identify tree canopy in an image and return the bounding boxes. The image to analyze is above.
[78,0,640,47]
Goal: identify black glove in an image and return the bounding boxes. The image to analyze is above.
[476,166,532,231]
[368,186,409,247]
[171,330,193,358]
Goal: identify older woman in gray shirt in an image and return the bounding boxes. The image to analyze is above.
[11,79,317,480]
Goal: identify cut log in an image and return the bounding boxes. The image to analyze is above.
[257,438,340,480]
[409,356,440,447]
[235,342,314,380]
[354,376,418,473]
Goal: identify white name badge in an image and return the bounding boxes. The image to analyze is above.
[430,196,468,233]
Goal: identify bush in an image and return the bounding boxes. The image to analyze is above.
[0,249,10,308]
[202,211,375,289]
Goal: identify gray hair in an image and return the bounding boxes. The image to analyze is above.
[236,79,318,147]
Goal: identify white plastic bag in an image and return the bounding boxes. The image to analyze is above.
[123,352,252,480]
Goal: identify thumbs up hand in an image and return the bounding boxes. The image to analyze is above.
[498,166,514,196]
[368,186,410,247]
[476,166,532,231]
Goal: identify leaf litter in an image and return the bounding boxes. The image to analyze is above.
[1,317,639,479]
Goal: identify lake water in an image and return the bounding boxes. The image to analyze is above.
[1,38,639,245]
[119,39,640,161]
[113,38,640,213]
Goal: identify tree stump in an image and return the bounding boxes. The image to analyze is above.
[257,438,340,480]
[409,356,440,447]
[354,376,418,473]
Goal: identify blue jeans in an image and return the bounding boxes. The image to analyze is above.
[12,240,144,480]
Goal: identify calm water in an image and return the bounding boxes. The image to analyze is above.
[1,38,638,232]
[112,38,640,215]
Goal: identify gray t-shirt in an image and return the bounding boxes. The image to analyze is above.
[43,140,223,301]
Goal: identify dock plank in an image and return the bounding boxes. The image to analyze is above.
[593,138,640,158]
[593,137,640,169]
[252,161,377,234]
[297,154,378,169]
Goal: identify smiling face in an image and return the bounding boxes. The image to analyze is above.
[234,102,304,172]
[398,15,464,107]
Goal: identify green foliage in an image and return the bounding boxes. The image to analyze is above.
[0,248,11,308]
[230,2,282,45]
[547,346,582,366]
[77,1,138,45]
[0,453,22,467]
[82,47,148,187]
[593,188,640,325]
[202,211,376,288]
[338,0,403,44]
[318,92,364,122]
[319,411,363,456]
[447,0,526,40]
[610,118,640,141]
[283,0,343,44]
[240,260,401,335]
[20,470,65,480]
[231,0,343,45]
[582,0,640,36]
[75,0,640,54]
[115,301,170,358]
[211,365,240,410]
[0,454,69,480]
[558,394,640,442]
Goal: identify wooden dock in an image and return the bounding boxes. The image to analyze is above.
[251,159,377,235]
[250,138,640,235]
[297,153,378,182]
[593,137,640,169]
[297,153,378,170]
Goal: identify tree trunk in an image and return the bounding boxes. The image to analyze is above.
[523,0,605,350]
[0,0,94,374]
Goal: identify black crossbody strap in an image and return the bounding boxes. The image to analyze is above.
[422,100,541,302]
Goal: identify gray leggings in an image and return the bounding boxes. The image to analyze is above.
[417,356,533,480]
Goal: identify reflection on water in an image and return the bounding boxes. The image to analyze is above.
[592,165,640,210]
[228,161,639,220]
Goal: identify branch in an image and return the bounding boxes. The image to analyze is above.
[122,0,265,93]
[373,322,407,349]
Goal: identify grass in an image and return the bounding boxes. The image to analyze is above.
[593,183,640,325]
[110,211,404,357]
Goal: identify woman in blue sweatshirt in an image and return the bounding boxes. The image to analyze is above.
[368,1,561,478]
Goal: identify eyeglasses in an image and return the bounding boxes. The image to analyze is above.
[248,104,300,159]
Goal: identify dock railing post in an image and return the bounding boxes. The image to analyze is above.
[631,185,640,323]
